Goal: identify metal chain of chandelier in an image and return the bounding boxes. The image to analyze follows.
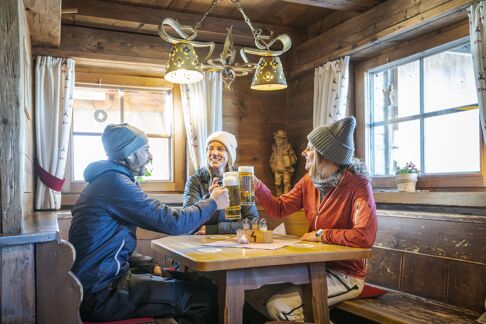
[158,0,292,90]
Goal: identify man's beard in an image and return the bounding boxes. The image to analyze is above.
[124,154,148,176]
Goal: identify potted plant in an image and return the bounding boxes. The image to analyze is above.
[395,162,419,192]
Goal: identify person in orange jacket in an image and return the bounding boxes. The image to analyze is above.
[246,116,378,322]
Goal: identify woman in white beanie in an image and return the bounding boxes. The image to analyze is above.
[183,131,259,234]
[246,116,378,322]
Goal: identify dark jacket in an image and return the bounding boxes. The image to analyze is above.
[69,160,217,294]
[183,167,258,234]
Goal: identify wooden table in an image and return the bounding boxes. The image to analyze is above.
[151,235,371,324]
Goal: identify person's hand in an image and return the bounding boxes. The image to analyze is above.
[210,187,229,210]
[194,225,206,235]
[153,265,162,276]
[300,231,320,242]
[208,177,220,194]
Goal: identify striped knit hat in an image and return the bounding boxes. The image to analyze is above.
[307,116,356,165]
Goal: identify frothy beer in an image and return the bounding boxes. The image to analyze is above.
[223,172,241,220]
[238,166,255,205]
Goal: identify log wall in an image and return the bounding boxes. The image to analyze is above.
[0,1,36,322]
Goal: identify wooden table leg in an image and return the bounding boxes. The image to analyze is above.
[217,269,245,324]
[308,262,329,324]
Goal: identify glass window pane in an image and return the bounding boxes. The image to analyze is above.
[371,72,385,123]
[124,90,173,136]
[72,135,107,181]
[372,125,385,175]
[424,110,480,173]
[390,120,421,174]
[371,61,420,124]
[396,61,420,118]
[73,87,121,133]
[143,137,171,181]
[372,120,421,176]
[424,44,477,113]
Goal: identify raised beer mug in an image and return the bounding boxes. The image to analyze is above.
[238,166,255,205]
[222,171,241,220]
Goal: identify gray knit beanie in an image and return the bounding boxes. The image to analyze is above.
[307,116,356,165]
[102,123,148,160]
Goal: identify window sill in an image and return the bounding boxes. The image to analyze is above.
[373,191,486,208]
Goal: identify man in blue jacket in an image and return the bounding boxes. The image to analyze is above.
[69,124,229,323]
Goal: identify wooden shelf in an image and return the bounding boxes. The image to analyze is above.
[0,212,60,247]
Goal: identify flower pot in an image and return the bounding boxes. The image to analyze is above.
[395,173,418,192]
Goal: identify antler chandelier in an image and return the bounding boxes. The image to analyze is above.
[158,0,292,90]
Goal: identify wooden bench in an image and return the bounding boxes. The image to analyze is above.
[337,288,480,323]
[284,209,486,323]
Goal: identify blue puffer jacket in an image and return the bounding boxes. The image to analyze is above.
[69,160,217,295]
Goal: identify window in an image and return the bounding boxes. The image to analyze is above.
[69,84,183,191]
[368,42,479,176]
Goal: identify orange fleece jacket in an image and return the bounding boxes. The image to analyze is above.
[255,171,377,278]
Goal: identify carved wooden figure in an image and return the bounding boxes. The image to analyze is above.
[270,130,297,195]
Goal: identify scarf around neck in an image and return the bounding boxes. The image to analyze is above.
[311,167,344,196]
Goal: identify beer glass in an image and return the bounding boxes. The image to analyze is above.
[222,171,241,220]
[238,166,255,205]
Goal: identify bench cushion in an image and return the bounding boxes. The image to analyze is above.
[356,284,387,299]
[336,289,480,324]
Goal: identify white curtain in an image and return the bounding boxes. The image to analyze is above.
[313,56,350,128]
[35,56,75,210]
[469,3,486,142]
[181,71,223,169]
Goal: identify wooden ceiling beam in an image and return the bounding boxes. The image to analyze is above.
[289,0,475,78]
[32,24,170,65]
[61,0,304,47]
[31,24,237,69]
[24,0,61,47]
[279,0,381,12]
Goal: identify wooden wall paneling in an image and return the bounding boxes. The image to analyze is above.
[24,154,34,195]
[1,244,35,323]
[375,213,486,264]
[222,98,287,124]
[287,69,313,181]
[36,240,83,324]
[289,0,475,78]
[222,76,288,191]
[447,260,486,313]
[23,0,61,47]
[400,253,448,302]
[23,193,34,222]
[1,0,25,235]
[306,11,360,39]
[366,247,402,290]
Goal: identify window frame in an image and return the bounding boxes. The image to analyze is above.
[355,28,486,190]
[63,73,185,194]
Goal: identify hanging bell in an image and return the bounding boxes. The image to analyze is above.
[251,56,287,91]
[164,42,204,84]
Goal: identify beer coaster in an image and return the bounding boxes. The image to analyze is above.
[197,247,222,253]
[208,236,230,240]
[292,243,314,248]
